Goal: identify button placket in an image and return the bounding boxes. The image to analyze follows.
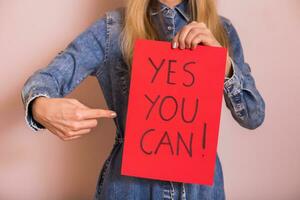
[162,8,176,41]
[163,8,176,18]
[169,181,175,200]
[181,183,187,200]
[163,181,175,200]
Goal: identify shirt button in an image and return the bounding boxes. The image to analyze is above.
[167,26,173,31]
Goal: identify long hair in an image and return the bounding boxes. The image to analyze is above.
[120,0,229,68]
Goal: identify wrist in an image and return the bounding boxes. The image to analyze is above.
[32,96,48,123]
[225,56,233,78]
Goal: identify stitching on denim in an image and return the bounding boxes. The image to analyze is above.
[96,155,113,197]
[95,12,110,77]
[175,7,190,22]
[172,12,175,37]
[169,181,175,200]
[96,133,123,198]
[64,14,110,95]
[105,12,112,64]
[181,183,187,200]
[120,75,128,95]
[149,6,168,16]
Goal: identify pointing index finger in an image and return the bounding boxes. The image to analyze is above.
[79,108,117,119]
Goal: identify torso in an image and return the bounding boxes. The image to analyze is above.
[92,7,226,200]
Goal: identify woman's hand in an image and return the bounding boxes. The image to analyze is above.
[172,21,233,77]
[31,97,117,141]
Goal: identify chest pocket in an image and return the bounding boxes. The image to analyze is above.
[115,58,130,96]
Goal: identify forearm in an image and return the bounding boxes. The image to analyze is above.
[21,71,60,132]
[223,60,265,129]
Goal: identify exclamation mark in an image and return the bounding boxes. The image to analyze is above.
[202,122,207,157]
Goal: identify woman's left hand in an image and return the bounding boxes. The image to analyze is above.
[172,21,233,77]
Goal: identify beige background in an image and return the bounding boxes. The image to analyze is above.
[0,0,299,199]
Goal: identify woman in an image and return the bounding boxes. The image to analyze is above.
[21,0,265,199]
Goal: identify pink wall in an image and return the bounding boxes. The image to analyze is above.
[0,0,299,199]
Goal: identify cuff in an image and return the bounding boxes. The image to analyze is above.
[223,58,243,97]
[224,57,234,80]
[24,93,50,132]
[223,59,247,120]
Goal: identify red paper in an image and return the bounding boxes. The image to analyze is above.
[121,39,227,185]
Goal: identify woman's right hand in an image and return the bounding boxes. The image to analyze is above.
[31,97,117,141]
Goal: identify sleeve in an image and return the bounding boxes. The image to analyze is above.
[223,21,266,130]
[20,14,108,132]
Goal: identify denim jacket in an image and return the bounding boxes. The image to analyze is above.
[21,1,265,199]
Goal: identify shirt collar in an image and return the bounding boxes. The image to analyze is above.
[149,0,191,22]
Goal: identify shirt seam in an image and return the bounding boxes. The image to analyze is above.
[95,12,109,77]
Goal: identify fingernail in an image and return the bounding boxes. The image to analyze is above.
[172,42,177,49]
[110,112,117,117]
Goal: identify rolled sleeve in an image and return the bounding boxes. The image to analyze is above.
[21,14,108,132]
[224,58,242,97]
[223,59,247,121]
[24,94,49,132]
[221,17,265,129]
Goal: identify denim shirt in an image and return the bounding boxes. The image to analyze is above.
[21,1,265,199]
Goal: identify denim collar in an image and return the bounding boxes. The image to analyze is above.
[149,0,190,22]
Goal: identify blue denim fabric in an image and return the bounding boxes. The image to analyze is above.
[21,1,265,199]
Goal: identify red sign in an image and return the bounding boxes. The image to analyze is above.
[121,39,227,185]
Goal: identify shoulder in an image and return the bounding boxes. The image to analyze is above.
[105,7,125,25]
[88,8,125,58]
[219,15,234,35]
[88,7,124,30]
[86,7,125,45]
[219,15,242,46]
[91,7,125,36]
[219,15,245,63]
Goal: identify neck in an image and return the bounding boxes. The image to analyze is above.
[158,0,183,9]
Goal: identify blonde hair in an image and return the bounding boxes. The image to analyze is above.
[120,0,229,68]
